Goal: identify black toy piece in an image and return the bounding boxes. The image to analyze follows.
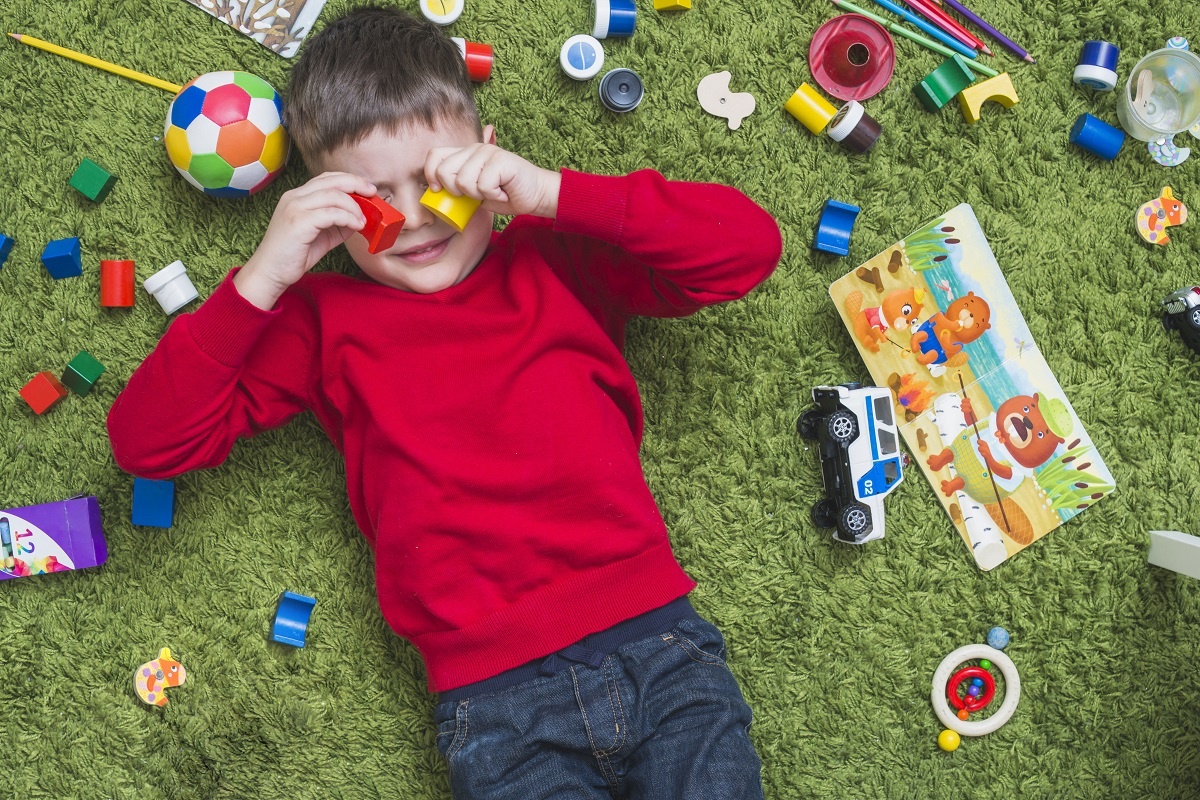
[598,68,644,113]
[1162,286,1200,355]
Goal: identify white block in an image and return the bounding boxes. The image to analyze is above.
[1148,530,1200,580]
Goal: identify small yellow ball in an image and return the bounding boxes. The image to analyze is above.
[938,729,961,751]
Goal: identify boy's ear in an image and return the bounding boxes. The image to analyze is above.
[483,124,496,145]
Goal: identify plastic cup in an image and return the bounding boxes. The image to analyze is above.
[1116,48,1200,141]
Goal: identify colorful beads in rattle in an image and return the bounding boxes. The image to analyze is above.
[932,642,1020,749]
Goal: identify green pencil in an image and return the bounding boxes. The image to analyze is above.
[830,0,1000,78]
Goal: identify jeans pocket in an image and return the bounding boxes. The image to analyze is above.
[663,618,728,666]
[434,699,469,762]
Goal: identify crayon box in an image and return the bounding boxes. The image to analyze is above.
[0,496,107,581]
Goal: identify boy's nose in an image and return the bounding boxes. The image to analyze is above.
[397,196,437,231]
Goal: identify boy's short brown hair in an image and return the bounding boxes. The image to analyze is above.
[284,6,481,169]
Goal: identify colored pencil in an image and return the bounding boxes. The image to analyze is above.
[935,0,1035,63]
[904,0,992,56]
[7,32,182,94]
[868,0,978,60]
[830,0,1000,78]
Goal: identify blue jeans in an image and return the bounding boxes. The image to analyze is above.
[433,616,763,799]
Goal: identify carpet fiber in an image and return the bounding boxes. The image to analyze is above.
[2,0,1199,797]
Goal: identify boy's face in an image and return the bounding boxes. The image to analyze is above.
[319,120,495,294]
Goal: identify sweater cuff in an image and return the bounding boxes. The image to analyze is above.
[553,169,630,245]
[185,268,282,368]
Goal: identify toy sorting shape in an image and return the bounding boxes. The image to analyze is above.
[135,647,187,707]
[272,591,318,647]
[697,71,756,130]
[786,83,839,135]
[1074,40,1119,91]
[1136,186,1188,245]
[958,72,1018,124]
[1070,113,1125,160]
[914,55,975,111]
[808,13,896,102]
[813,199,861,256]
[350,194,405,254]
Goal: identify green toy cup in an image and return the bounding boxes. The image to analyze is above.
[1116,48,1200,141]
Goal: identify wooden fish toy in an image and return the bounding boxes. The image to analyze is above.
[134,647,187,707]
[1137,186,1188,245]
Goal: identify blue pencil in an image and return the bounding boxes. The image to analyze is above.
[869,0,978,59]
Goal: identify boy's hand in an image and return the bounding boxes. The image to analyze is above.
[236,172,376,310]
[425,142,561,220]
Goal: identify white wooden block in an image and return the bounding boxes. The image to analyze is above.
[1148,530,1200,580]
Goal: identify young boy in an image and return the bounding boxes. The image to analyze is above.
[107,7,782,798]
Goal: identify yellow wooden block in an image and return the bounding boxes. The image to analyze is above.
[958,72,1018,124]
[420,187,482,232]
[785,83,838,135]
[654,0,691,8]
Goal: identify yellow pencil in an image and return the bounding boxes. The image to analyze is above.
[8,32,182,95]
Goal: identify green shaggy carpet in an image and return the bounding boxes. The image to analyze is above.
[2,0,1200,797]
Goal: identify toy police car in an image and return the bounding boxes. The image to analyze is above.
[1162,285,1200,355]
[797,383,904,544]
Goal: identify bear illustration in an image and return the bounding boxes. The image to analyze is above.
[909,291,992,375]
[846,287,925,353]
[926,392,1072,502]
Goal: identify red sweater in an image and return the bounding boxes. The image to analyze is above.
[107,169,782,691]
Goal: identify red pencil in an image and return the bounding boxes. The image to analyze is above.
[904,0,993,56]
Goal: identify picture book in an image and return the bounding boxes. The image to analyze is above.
[182,0,327,58]
[829,204,1116,570]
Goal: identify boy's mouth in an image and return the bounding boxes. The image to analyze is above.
[395,236,451,264]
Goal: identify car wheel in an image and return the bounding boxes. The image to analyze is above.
[811,499,837,529]
[1190,308,1200,329]
[838,501,872,540]
[797,410,822,440]
[826,410,859,445]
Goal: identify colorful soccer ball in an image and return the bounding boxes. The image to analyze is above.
[164,71,290,198]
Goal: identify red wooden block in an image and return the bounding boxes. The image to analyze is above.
[20,371,69,414]
[100,259,136,307]
[462,40,494,82]
[349,194,405,254]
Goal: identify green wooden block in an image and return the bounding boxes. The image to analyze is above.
[914,55,976,112]
[69,158,118,202]
[61,350,106,396]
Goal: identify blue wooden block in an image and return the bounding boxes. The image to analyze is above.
[272,591,318,647]
[131,477,175,528]
[41,237,83,279]
[0,233,13,268]
[813,199,861,257]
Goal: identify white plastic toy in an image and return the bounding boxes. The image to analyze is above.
[560,35,605,81]
[419,0,464,26]
[931,644,1021,738]
[144,260,199,315]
